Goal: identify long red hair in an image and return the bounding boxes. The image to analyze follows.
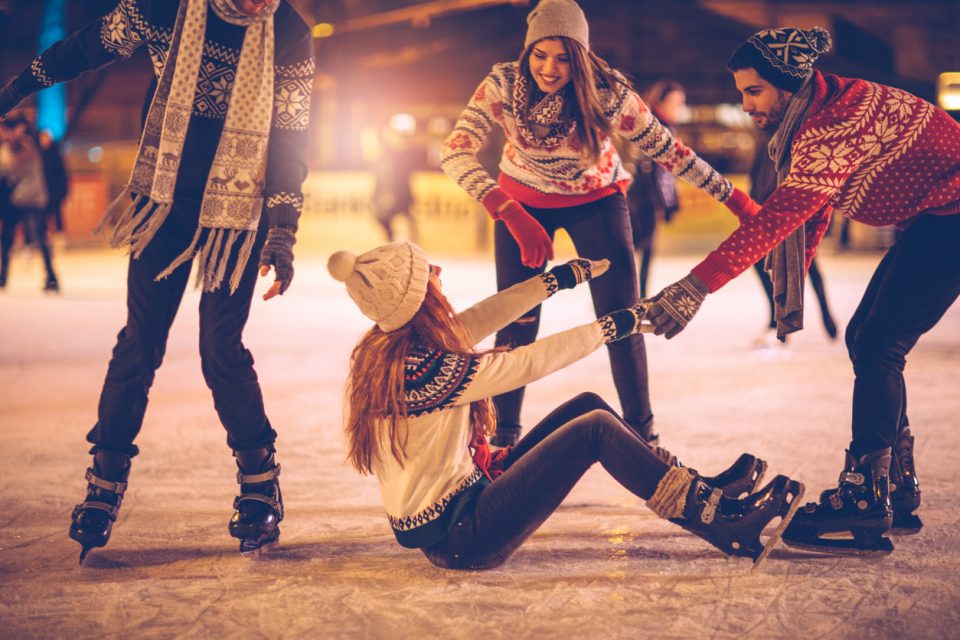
[345,279,497,474]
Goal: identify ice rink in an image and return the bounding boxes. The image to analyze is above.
[1,247,958,639]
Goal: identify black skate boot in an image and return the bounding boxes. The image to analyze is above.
[652,447,767,499]
[69,450,131,564]
[672,474,804,567]
[782,448,894,556]
[491,424,521,448]
[890,428,922,534]
[229,448,283,554]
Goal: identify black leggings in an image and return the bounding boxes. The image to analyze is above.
[422,393,672,570]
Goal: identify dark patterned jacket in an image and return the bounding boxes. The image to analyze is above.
[9,0,314,229]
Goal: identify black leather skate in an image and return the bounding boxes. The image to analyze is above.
[491,425,521,448]
[653,447,767,499]
[782,448,894,556]
[229,448,283,554]
[69,450,131,564]
[889,427,922,534]
[672,474,805,567]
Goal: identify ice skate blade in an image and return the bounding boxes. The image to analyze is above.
[239,529,280,557]
[752,480,804,570]
[782,535,894,556]
[78,546,92,565]
[890,512,923,535]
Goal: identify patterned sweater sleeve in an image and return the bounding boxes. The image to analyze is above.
[439,70,502,203]
[690,130,866,292]
[11,0,151,98]
[611,86,733,203]
[457,271,566,345]
[263,15,314,230]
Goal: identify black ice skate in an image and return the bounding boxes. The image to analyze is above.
[69,450,131,564]
[229,448,283,555]
[782,448,894,556]
[653,447,767,499]
[890,427,922,534]
[672,474,805,568]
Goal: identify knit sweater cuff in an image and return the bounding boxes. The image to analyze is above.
[690,261,734,294]
[265,192,303,230]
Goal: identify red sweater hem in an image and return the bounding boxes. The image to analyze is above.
[498,173,628,209]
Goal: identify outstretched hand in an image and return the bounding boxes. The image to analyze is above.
[645,273,709,339]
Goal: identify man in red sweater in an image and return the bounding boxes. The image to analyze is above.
[645,26,960,555]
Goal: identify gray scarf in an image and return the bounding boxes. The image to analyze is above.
[96,0,280,293]
[764,75,814,340]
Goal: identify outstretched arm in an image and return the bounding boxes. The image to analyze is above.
[1,0,152,117]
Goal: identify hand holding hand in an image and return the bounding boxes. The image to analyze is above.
[724,187,762,220]
[646,273,709,339]
[258,227,296,300]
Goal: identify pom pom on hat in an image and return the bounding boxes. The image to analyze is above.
[327,242,430,332]
[327,250,357,282]
[805,26,833,55]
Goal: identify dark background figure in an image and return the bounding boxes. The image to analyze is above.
[626,79,683,298]
[372,124,420,243]
[37,129,69,235]
[0,113,59,292]
[748,129,836,345]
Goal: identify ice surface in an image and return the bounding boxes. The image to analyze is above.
[1,249,958,639]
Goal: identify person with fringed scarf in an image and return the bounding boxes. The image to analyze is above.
[0,0,314,559]
[643,26,960,556]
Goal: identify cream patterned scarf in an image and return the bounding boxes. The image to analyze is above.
[97,0,279,293]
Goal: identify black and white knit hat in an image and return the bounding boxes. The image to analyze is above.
[328,242,430,332]
[732,27,833,92]
[524,0,589,51]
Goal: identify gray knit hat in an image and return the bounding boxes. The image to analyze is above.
[524,0,589,51]
[327,242,430,332]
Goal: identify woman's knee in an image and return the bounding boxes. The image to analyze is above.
[568,391,613,414]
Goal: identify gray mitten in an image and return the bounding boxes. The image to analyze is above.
[258,227,296,294]
[646,273,709,339]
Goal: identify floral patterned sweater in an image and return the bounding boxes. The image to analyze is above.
[691,71,960,292]
[9,0,314,228]
[440,61,733,209]
[372,272,629,548]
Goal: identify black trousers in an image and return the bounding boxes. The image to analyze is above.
[422,393,671,570]
[846,213,960,455]
[0,206,57,283]
[492,193,653,436]
[86,198,276,458]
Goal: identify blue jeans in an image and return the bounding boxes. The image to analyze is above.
[846,213,960,455]
[492,193,654,438]
[86,198,276,458]
[422,393,670,570]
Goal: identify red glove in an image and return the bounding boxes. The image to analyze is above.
[482,188,553,268]
[724,187,762,220]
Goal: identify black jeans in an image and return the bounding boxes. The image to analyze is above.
[422,392,671,570]
[86,198,276,458]
[0,206,57,283]
[846,213,960,455]
[492,193,653,436]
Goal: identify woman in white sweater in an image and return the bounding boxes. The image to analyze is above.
[328,242,803,569]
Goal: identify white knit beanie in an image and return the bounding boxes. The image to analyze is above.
[327,242,430,332]
[524,0,589,51]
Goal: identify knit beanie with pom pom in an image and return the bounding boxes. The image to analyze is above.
[327,242,430,332]
[728,26,833,92]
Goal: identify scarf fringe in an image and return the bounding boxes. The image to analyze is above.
[95,189,174,258]
[151,226,257,294]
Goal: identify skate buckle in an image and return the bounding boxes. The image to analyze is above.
[829,492,843,510]
[700,488,722,524]
[839,471,865,485]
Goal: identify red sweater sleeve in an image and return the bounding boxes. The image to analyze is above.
[691,131,865,292]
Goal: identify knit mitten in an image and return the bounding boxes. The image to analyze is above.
[0,81,26,118]
[724,187,762,220]
[646,273,709,339]
[598,300,651,343]
[258,227,296,295]
[547,257,610,291]
[482,188,553,268]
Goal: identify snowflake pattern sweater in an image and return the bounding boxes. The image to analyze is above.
[692,71,960,292]
[10,0,314,229]
[440,62,733,209]
[373,272,629,548]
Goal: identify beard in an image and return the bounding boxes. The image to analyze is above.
[757,90,790,131]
